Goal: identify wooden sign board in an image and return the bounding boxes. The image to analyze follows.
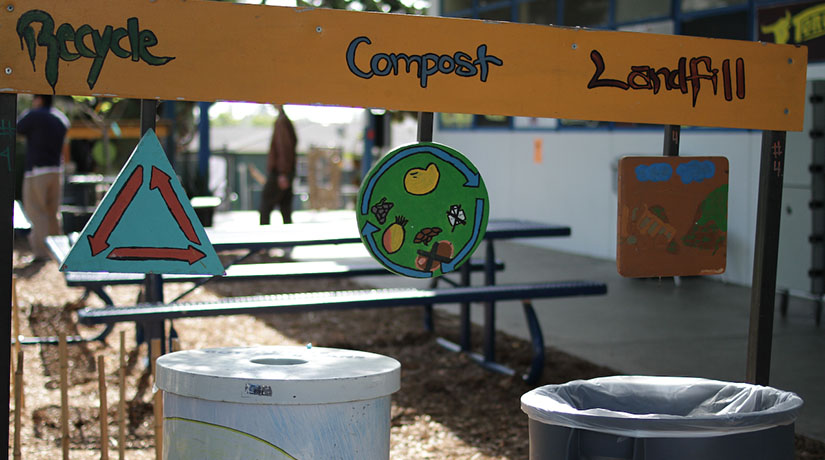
[0,0,807,131]
[617,156,729,278]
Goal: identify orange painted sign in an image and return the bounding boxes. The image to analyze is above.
[617,156,729,277]
[0,0,808,130]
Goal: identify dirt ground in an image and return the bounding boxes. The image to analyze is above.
[7,240,825,459]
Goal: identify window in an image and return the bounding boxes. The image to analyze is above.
[439,114,512,129]
[565,0,609,27]
[681,10,748,40]
[615,0,670,23]
[559,119,608,128]
[479,6,512,21]
[519,0,558,25]
[475,114,511,127]
[681,0,746,13]
[514,117,559,129]
[440,113,474,129]
[442,0,471,14]
[618,20,674,35]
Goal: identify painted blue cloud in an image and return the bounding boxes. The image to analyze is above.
[676,160,716,184]
[635,163,673,182]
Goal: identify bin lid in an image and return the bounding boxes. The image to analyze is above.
[521,375,803,438]
[156,346,401,405]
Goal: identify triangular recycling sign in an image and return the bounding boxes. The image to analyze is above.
[61,129,224,275]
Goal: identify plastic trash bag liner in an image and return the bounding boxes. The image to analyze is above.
[521,375,803,438]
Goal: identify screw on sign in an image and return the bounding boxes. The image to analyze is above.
[357,142,489,278]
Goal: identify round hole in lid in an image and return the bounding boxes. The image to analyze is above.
[250,358,308,366]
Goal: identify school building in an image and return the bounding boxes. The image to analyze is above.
[426,0,825,290]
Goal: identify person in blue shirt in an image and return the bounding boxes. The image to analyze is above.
[17,94,70,262]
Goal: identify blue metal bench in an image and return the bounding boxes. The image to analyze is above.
[28,254,502,346]
[76,281,607,383]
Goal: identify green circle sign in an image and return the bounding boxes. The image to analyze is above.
[356,142,489,278]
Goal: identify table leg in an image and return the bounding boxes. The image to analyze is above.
[522,300,545,384]
[423,277,437,332]
[483,241,496,362]
[459,262,471,351]
[139,274,166,354]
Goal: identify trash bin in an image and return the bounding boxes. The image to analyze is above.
[521,376,803,460]
[156,346,401,460]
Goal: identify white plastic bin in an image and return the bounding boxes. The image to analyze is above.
[156,346,401,460]
[521,375,803,460]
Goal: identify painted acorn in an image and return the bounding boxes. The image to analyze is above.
[382,216,408,253]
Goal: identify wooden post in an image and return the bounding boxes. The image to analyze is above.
[151,338,163,460]
[663,125,680,157]
[13,350,22,460]
[141,100,166,355]
[417,112,434,142]
[97,356,109,460]
[1,93,17,460]
[170,338,181,352]
[9,278,15,387]
[59,332,70,460]
[118,331,126,460]
[11,275,22,408]
[746,130,787,385]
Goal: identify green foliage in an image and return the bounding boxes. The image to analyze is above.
[249,112,276,127]
[211,111,241,127]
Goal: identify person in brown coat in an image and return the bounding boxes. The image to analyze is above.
[259,104,297,225]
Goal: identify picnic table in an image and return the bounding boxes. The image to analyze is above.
[47,217,569,325]
[48,218,570,291]
[46,217,582,380]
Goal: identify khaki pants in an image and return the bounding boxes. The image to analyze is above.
[22,172,62,259]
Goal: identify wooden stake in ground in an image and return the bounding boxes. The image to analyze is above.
[151,338,163,460]
[118,331,126,460]
[98,355,110,460]
[59,332,70,460]
[13,350,23,460]
[11,275,22,408]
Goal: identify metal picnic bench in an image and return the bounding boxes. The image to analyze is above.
[50,217,607,381]
[76,281,607,384]
[44,233,506,346]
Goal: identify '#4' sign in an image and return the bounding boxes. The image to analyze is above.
[61,130,223,275]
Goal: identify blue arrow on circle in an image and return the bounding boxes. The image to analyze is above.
[361,222,433,278]
[360,143,480,216]
[440,198,485,274]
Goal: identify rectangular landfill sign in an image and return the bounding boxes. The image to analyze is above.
[617,156,729,278]
[0,0,807,130]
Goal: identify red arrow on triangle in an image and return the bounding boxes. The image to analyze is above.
[149,166,201,245]
[106,246,207,265]
[88,165,144,256]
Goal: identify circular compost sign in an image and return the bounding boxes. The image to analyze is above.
[356,142,489,278]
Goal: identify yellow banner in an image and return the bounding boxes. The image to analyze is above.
[0,0,808,130]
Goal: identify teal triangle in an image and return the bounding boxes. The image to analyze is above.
[61,129,225,275]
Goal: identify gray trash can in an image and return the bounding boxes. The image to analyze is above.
[156,346,401,460]
[521,376,803,460]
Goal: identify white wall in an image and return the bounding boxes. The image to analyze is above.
[435,126,764,286]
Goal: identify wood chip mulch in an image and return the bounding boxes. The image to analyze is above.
[8,241,825,459]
